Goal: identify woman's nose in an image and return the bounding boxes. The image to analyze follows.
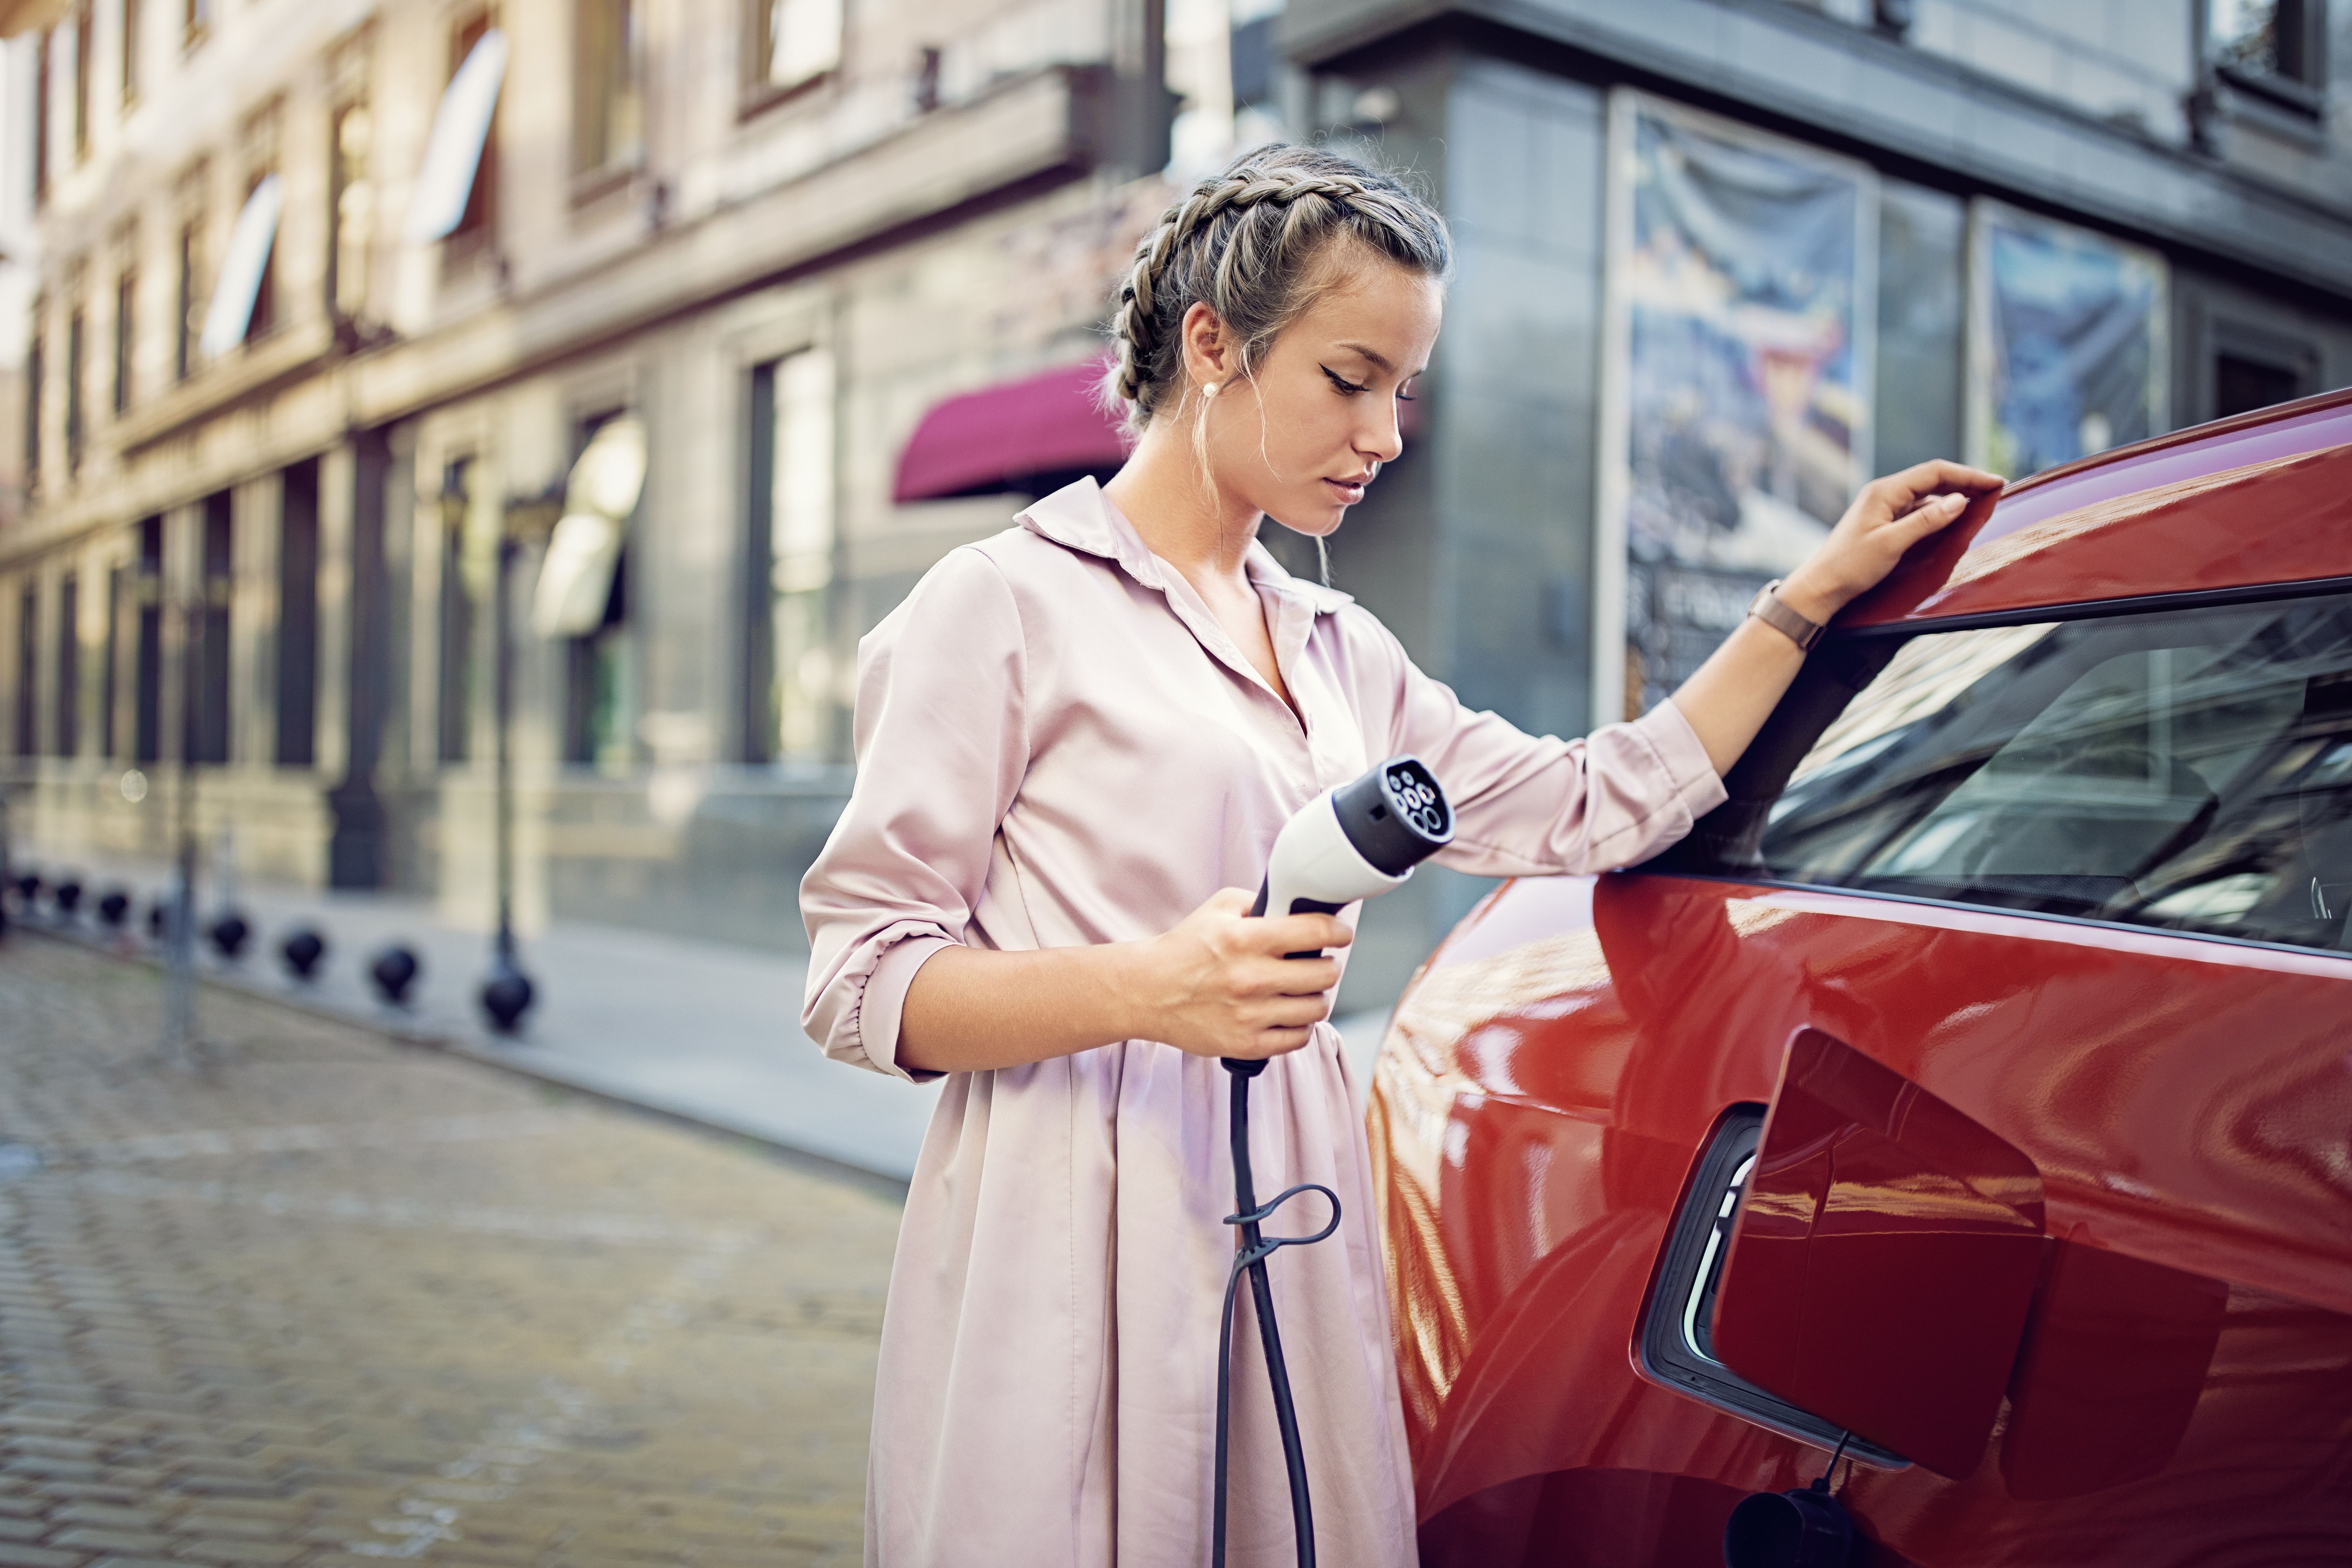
[1360,404,1405,465]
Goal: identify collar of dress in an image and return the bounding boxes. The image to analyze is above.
[1016,476,1356,618]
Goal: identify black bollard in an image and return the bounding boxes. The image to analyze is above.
[280,926,328,981]
[208,912,252,962]
[97,888,131,929]
[17,872,43,911]
[147,898,171,941]
[478,957,535,1035]
[369,945,421,1008]
[52,880,82,922]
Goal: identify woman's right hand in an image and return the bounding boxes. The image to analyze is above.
[1123,888,1352,1060]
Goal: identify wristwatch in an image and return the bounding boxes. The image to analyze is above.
[1748,579,1825,652]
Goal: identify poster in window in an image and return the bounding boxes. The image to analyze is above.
[1966,201,2169,483]
[1597,91,1878,722]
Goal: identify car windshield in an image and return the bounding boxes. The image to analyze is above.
[1652,588,2352,952]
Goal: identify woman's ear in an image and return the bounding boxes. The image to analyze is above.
[1178,301,1233,394]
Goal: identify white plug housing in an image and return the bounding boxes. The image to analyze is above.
[1258,788,1411,920]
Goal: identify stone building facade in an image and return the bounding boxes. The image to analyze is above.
[4,0,2351,1011]
[0,0,1189,951]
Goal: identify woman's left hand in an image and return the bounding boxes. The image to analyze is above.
[1777,459,2005,624]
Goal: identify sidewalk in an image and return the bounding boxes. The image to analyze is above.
[0,935,893,1567]
[5,844,1398,1183]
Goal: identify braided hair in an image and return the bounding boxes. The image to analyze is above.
[1103,144,1451,432]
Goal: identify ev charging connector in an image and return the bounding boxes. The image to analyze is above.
[1214,756,1453,1568]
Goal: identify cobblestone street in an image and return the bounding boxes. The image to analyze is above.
[0,935,899,1568]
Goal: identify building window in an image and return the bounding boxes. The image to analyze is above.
[24,317,42,490]
[574,0,644,177]
[34,28,51,206]
[563,412,637,771]
[54,573,78,757]
[436,457,476,765]
[175,214,200,381]
[188,490,232,765]
[241,171,278,345]
[72,3,92,162]
[744,350,835,763]
[121,0,141,105]
[2210,0,2327,104]
[102,562,122,758]
[276,459,318,766]
[113,263,134,415]
[64,298,84,473]
[748,0,842,102]
[14,585,35,758]
[328,98,372,319]
[133,515,161,763]
[449,12,498,243]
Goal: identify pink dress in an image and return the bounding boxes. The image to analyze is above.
[801,479,1724,1568]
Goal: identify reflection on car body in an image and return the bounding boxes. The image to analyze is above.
[1374,389,2352,1567]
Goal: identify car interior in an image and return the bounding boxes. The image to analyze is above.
[1656,589,2352,953]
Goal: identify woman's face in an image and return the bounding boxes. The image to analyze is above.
[1204,256,1443,539]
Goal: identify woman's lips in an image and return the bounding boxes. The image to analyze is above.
[1324,477,1367,504]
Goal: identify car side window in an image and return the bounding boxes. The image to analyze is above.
[1655,590,2352,953]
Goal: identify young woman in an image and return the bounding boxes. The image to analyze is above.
[802,144,1999,1567]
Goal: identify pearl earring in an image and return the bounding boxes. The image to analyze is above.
[1202,382,1220,399]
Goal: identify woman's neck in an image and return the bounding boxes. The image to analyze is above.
[1102,420,1262,589]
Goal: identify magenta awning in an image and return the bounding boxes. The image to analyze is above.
[894,358,1131,503]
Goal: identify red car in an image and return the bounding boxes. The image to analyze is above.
[1371,389,2352,1567]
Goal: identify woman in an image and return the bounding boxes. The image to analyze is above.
[802,144,1998,1567]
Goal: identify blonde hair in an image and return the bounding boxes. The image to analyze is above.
[1102,144,1451,433]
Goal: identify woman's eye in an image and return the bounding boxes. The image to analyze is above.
[1320,365,1369,396]
[1396,385,1417,403]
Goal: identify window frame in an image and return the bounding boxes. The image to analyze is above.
[121,0,141,107]
[24,308,43,491]
[64,294,85,474]
[34,27,51,207]
[572,0,645,195]
[2207,0,2330,119]
[444,9,499,254]
[71,2,92,164]
[739,0,843,120]
[1648,574,2352,962]
[112,260,135,416]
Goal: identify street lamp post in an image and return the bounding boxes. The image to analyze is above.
[479,491,561,1035]
[164,569,209,1065]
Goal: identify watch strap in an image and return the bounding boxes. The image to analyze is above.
[1749,578,1824,652]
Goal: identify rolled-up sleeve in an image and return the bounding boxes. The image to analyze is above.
[1376,624,1726,877]
[800,547,1028,1080]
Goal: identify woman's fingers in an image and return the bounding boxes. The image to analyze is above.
[1204,886,1256,917]
[1230,951,1343,997]
[1888,489,1971,542]
[1147,890,1353,1059]
[1788,459,2007,616]
[1255,910,1353,955]
[1887,460,2003,512]
[1226,1025,1320,1060]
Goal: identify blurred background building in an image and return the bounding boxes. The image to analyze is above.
[0,0,2347,1011]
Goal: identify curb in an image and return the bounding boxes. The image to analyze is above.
[4,920,911,1203]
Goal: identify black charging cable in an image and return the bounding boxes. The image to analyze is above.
[1211,757,1452,1567]
[1212,1057,1341,1568]
[1816,1429,1854,1494]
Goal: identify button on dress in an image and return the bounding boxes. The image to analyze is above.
[801,478,1725,1568]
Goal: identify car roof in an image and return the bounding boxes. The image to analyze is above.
[1843,385,2352,629]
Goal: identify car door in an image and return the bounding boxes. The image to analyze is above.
[1663,582,2352,1562]
[1390,582,2352,1567]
